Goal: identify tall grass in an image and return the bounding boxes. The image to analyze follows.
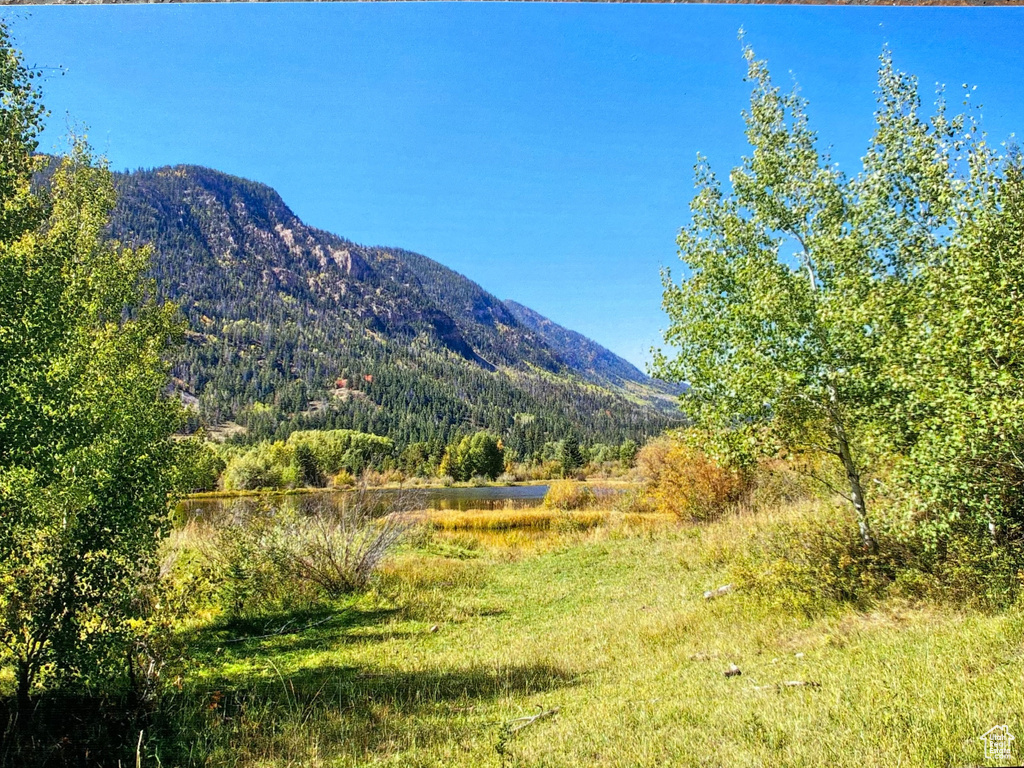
[26,473,1023,767]
[143,495,1024,768]
[427,507,605,532]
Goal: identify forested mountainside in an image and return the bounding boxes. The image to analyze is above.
[107,164,680,457]
[503,300,683,399]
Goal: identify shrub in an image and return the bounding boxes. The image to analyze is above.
[330,469,356,488]
[543,480,595,510]
[747,459,820,510]
[222,443,292,491]
[437,432,504,481]
[282,490,422,596]
[162,491,423,620]
[730,501,1024,613]
[218,430,398,491]
[730,503,898,613]
[292,442,325,487]
[286,429,395,477]
[202,513,301,618]
[171,438,227,493]
[636,436,746,522]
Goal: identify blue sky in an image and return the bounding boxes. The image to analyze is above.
[5,4,1023,368]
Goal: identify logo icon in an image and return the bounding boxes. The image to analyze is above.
[980,725,1016,763]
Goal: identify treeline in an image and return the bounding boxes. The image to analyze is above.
[182,428,642,492]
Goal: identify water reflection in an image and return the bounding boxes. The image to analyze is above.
[178,485,550,525]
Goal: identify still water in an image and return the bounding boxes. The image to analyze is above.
[178,484,550,524]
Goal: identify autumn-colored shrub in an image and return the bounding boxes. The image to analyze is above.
[542,480,596,510]
[330,469,356,488]
[635,436,746,522]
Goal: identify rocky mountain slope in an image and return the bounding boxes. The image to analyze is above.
[108,164,680,455]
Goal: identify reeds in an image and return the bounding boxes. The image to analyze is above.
[425,508,606,532]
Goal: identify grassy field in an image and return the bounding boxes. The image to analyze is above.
[157,506,1024,767]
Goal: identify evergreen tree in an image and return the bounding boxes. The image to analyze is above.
[559,435,584,473]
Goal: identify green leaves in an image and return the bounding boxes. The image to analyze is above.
[0,25,183,703]
[657,44,1021,550]
[439,431,505,482]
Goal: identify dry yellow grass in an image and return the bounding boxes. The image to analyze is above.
[425,507,606,532]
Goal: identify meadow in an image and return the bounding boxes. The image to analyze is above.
[150,499,1024,768]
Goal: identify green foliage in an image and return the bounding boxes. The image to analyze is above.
[219,429,396,490]
[557,435,584,474]
[655,44,1021,550]
[654,44,889,547]
[221,441,293,491]
[437,431,504,481]
[287,429,395,477]
[0,28,182,707]
[171,437,226,493]
[585,443,615,465]
[292,442,323,488]
[209,518,297,619]
[618,439,639,468]
[882,162,1024,539]
[399,441,436,477]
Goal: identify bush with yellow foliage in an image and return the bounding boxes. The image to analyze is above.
[635,434,747,522]
[542,480,596,510]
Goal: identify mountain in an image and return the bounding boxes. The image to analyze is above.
[503,300,683,404]
[107,164,681,457]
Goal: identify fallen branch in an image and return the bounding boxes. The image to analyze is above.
[703,584,734,600]
[506,706,560,734]
[496,706,561,757]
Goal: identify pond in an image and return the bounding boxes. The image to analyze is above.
[178,484,551,524]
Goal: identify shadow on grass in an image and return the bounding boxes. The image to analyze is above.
[214,659,577,709]
[200,605,401,644]
[188,605,404,663]
[152,603,582,765]
[155,661,579,766]
[0,692,148,768]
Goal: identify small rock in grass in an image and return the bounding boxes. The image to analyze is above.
[429,625,440,633]
[794,652,805,659]
[724,664,742,678]
[703,584,735,600]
